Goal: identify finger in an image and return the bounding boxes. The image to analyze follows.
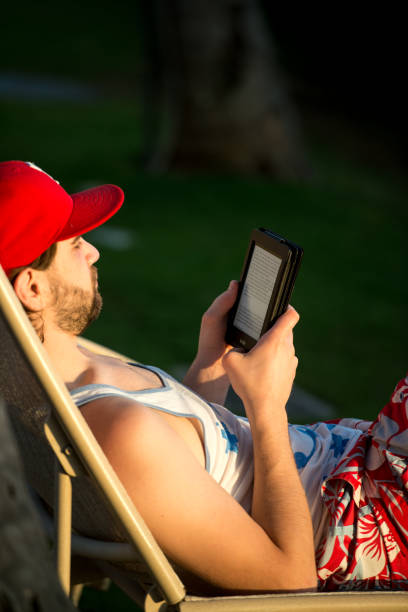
[283,329,295,347]
[205,280,239,316]
[224,280,239,304]
[252,308,298,350]
[273,305,300,333]
[222,345,245,366]
[226,279,239,296]
[228,346,245,354]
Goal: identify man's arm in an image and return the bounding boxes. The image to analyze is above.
[81,307,317,594]
[223,307,316,582]
[183,281,238,404]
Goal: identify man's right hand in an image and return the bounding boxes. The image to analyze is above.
[222,306,299,420]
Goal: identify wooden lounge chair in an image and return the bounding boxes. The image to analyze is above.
[0,264,407,611]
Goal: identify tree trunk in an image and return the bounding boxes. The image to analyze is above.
[140,0,308,179]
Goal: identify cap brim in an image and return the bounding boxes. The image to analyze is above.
[58,184,124,241]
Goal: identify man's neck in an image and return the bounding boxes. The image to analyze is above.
[43,327,91,387]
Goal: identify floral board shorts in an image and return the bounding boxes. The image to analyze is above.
[316,373,408,590]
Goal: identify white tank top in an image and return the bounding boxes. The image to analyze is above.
[70,363,369,542]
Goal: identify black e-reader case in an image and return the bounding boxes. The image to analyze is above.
[225,228,303,350]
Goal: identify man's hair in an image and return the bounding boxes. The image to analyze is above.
[9,243,58,342]
[8,243,58,284]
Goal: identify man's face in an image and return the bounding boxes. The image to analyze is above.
[46,236,102,335]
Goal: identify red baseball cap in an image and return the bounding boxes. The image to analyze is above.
[0,161,124,275]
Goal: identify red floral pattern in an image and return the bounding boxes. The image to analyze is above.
[316,374,408,590]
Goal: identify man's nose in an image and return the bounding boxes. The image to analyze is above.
[84,240,100,265]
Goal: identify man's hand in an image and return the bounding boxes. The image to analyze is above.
[223,306,299,420]
[224,306,316,586]
[183,281,238,403]
[196,280,239,367]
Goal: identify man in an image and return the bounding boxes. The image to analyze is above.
[1,161,407,593]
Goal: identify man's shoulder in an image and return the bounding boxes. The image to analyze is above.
[78,392,153,427]
[78,393,174,460]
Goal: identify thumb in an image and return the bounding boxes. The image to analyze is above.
[272,305,300,334]
[206,280,239,317]
[222,346,245,369]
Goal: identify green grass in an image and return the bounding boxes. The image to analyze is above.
[78,582,141,612]
[0,1,143,81]
[1,98,406,422]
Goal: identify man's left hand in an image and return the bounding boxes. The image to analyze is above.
[182,281,238,403]
[196,280,238,368]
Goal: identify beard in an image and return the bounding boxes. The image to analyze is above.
[50,267,102,335]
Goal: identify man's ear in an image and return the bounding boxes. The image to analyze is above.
[13,268,48,312]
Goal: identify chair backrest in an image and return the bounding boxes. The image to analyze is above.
[0,265,185,607]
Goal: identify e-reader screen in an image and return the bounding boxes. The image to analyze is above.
[232,245,282,341]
